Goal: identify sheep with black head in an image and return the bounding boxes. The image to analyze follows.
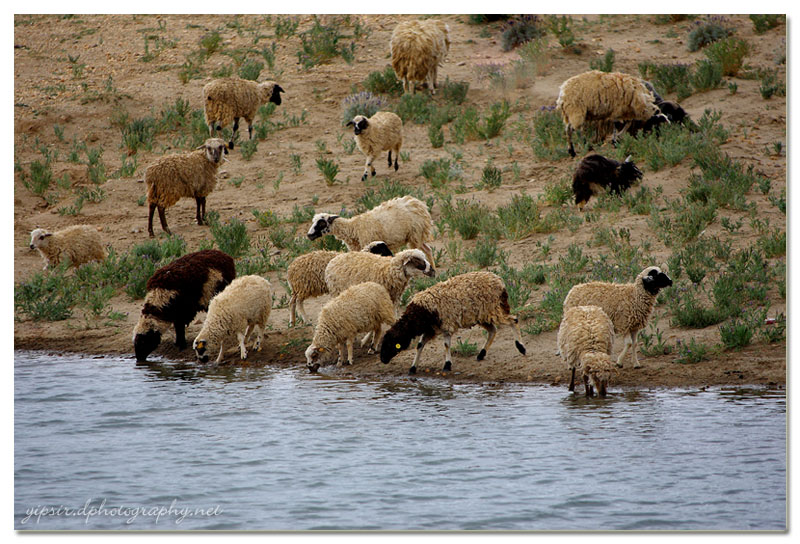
[572,154,643,211]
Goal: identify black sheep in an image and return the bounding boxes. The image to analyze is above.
[572,154,643,211]
[133,249,235,362]
[615,100,693,139]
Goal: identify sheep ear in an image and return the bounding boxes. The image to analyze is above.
[42,233,53,238]
[346,121,354,127]
[196,144,206,150]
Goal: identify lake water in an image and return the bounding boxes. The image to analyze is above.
[14,351,786,531]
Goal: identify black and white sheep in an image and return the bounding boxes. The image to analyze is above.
[133,249,235,362]
[379,271,526,374]
[346,111,403,181]
[144,138,230,237]
[203,78,285,149]
[563,266,673,369]
[572,154,643,211]
[556,70,660,157]
[307,195,435,265]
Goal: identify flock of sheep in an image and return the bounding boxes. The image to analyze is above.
[24,16,693,397]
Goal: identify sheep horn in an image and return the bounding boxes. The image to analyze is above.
[345,121,354,127]
[624,155,632,163]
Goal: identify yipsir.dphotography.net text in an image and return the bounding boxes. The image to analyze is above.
[20,498,224,526]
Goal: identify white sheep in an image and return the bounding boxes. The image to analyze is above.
[192,275,272,363]
[29,225,106,270]
[556,70,660,157]
[379,271,527,374]
[307,195,435,265]
[287,242,393,327]
[345,111,403,181]
[305,281,396,372]
[557,305,616,397]
[390,19,450,94]
[203,78,284,148]
[325,248,435,306]
[563,266,673,369]
[144,138,230,237]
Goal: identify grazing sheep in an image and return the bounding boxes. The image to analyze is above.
[556,70,659,157]
[325,248,435,306]
[563,266,673,369]
[193,275,272,363]
[557,305,616,397]
[305,282,396,372]
[380,271,527,374]
[145,138,230,237]
[28,225,107,270]
[572,154,643,211]
[390,20,450,94]
[287,242,394,327]
[345,111,403,181]
[615,100,695,138]
[203,78,284,148]
[307,195,435,265]
[133,249,235,362]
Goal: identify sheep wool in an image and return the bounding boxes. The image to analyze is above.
[307,195,435,265]
[379,271,526,373]
[193,275,272,363]
[325,248,435,305]
[145,138,229,237]
[133,249,235,362]
[346,111,403,181]
[29,225,106,270]
[287,243,394,327]
[390,20,450,94]
[563,266,673,369]
[572,154,643,211]
[557,305,615,396]
[203,78,284,147]
[556,70,659,157]
[305,282,396,372]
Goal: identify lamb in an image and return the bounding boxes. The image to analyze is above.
[390,20,450,94]
[345,111,403,181]
[287,241,393,327]
[29,225,107,270]
[557,305,616,397]
[145,138,230,237]
[563,266,673,369]
[133,249,235,362]
[572,154,643,211]
[325,248,435,306]
[379,271,527,374]
[556,70,660,157]
[307,195,435,265]
[615,100,692,138]
[203,78,285,149]
[193,275,272,363]
[305,282,396,373]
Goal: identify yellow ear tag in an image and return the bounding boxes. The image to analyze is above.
[318,347,325,352]
[396,344,401,349]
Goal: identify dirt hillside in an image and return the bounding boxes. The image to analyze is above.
[13,14,786,388]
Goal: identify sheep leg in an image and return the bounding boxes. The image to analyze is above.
[616,334,632,368]
[361,331,375,348]
[630,331,641,369]
[511,316,526,355]
[477,324,497,361]
[369,327,384,353]
[247,120,254,141]
[442,333,452,371]
[289,295,297,327]
[612,121,632,146]
[569,367,576,392]
[195,197,206,225]
[336,343,347,367]
[148,203,157,237]
[393,146,400,171]
[174,322,187,350]
[296,299,308,324]
[237,331,248,360]
[387,150,392,168]
[230,117,240,149]
[345,338,354,366]
[584,374,594,397]
[252,324,263,352]
[410,333,433,374]
[156,205,171,235]
[566,125,576,158]
[207,122,216,137]
[215,343,225,363]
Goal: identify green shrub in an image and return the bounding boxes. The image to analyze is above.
[297,17,356,69]
[757,68,786,99]
[394,93,436,124]
[704,37,749,77]
[690,59,723,92]
[14,263,77,321]
[546,15,577,51]
[428,123,444,148]
[719,317,755,350]
[687,16,734,52]
[465,236,507,268]
[341,91,387,125]
[363,66,403,97]
[589,49,615,72]
[440,78,469,105]
[208,213,250,258]
[479,161,503,191]
[315,157,340,186]
[638,61,692,100]
[529,107,571,160]
[200,31,223,57]
[674,337,711,364]
[238,59,264,80]
[121,117,157,155]
[239,139,258,160]
[419,157,461,189]
[750,14,783,34]
[500,15,545,51]
[440,198,488,240]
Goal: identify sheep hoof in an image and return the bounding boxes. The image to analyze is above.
[515,341,526,355]
[476,349,486,361]
[371,171,376,177]
[361,173,368,182]
[394,163,399,172]
[409,366,417,375]
[616,362,624,369]
[443,361,452,371]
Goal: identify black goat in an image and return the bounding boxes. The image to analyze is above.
[572,154,643,211]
